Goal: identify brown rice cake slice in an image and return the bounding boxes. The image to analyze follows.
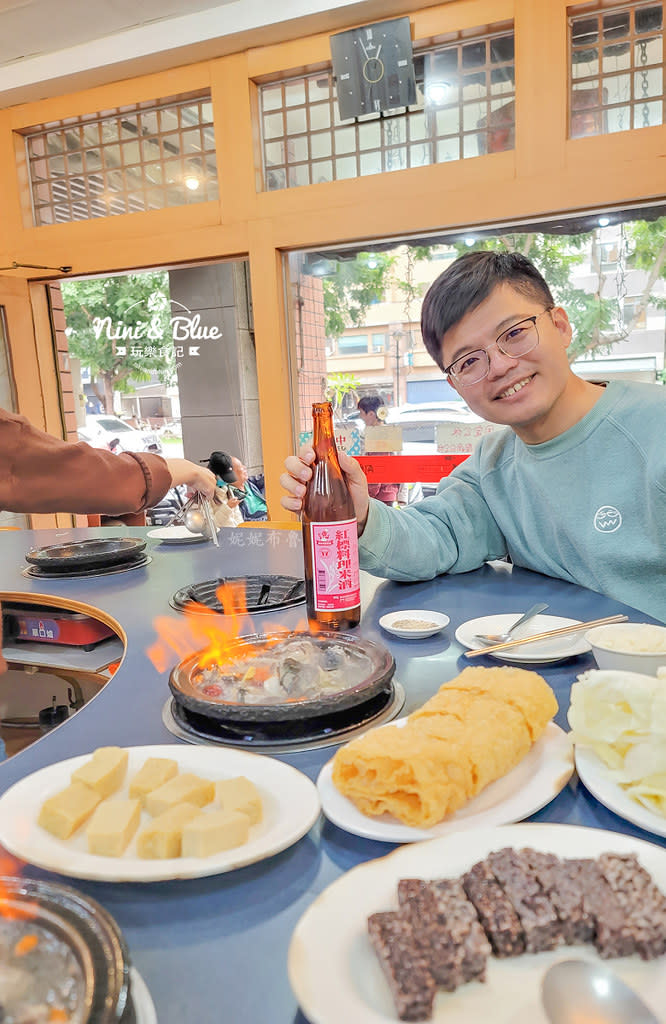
[487,848,562,953]
[521,848,595,945]
[462,859,525,957]
[597,853,666,960]
[367,911,437,1022]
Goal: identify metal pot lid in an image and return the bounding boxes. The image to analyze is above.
[0,875,131,1023]
[169,630,395,722]
[25,537,146,570]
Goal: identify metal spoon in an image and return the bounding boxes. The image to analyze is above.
[542,959,659,1024]
[473,601,549,645]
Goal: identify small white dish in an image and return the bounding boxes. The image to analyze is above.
[456,613,591,663]
[379,609,450,639]
[147,525,208,544]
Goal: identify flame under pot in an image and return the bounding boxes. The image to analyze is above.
[169,631,396,723]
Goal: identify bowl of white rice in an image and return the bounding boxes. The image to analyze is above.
[585,621,666,675]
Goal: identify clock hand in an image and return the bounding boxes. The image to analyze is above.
[374,45,382,60]
[359,39,369,59]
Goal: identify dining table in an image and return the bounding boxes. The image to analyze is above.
[0,523,663,1024]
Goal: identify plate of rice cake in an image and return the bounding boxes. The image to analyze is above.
[288,823,666,1024]
[0,743,320,881]
[317,666,573,842]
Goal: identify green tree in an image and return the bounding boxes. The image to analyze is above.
[322,253,397,339]
[61,272,176,412]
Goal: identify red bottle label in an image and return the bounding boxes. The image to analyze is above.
[308,519,360,611]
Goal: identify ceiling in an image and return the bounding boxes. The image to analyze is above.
[0,0,445,108]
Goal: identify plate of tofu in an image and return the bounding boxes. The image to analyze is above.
[0,744,321,881]
[288,823,666,1024]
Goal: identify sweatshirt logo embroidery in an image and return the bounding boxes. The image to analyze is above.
[593,505,622,533]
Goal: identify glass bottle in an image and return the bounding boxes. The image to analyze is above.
[302,402,361,630]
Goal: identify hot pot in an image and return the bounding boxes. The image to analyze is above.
[169,630,396,723]
[0,875,134,1023]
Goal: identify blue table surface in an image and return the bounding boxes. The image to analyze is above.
[0,526,663,1023]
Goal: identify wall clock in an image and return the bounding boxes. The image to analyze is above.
[330,17,417,121]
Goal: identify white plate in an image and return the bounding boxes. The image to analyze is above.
[288,822,666,1024]
[456,614,592,663]
[379,610,450,639]
[147,525,208,543]
[0,744,320,882]
[317,721,573,842]
[131,968,157,1024]
[575,745,666,839]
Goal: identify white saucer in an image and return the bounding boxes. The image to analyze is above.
[379,609,450,639]
[147,525,208,544]
[456,613,591,663]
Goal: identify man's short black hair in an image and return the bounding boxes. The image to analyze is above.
[420,251,555,371]
[358,395,383,415]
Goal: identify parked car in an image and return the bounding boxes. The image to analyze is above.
[386,401,483,444]
[79,415,163,454]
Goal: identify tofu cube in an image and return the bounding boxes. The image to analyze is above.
[181,810,250,858]
[214,776,262,825]
[129,757,179,805]
[86,798,142,856]
[137,803,202,859]
[145,773,214,817]
[38,782,102,839]
[71,746,128,798]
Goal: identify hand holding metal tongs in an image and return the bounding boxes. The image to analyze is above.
[167,491,219,546]
[464,613,628,658]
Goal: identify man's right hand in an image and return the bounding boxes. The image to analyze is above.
[279,445,370,531]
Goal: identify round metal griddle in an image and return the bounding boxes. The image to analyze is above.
[25,537,146,570]
[170,574,305,615]
[169,630,395,723]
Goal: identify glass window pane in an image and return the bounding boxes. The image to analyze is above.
[46,132,65,155]
[635,34,663,64]
[289,136,309,161]
[308,76,332,102]
[607,105,631,132]
[603,11,630,38]
[435,106,460,135]
[633,99,662,128]
[491,35,514,63]
[606,73,632,105]
[311,160,333,183]
[309,104,331,131]
[407,111,427,140]
[181,129,203,154]
[335,156,357,179]
[263,112,284,140]
[636,5,663,34]
[572,17,599,46]
[266,167,286,190]
[385,147,407,171]
[491,66,515,94]
[462,41,486,68]
[284,81,306,107]
[359,151,382,176]
[264,140,285,165]
[262,84,283,112]
[383,117,406,145]
[572,47,599,78]
[635,66,662,99]
[310,134,331,159]
[334,126,356,154]
[285,108,307,134]
[603,42,631,72]
[358,121,381,149]
[139,110,159,134]
[409,143,430,167]
[437,138,460,161]
[463,101,486,132]
[462,72,487,100]
[288,164,310,187]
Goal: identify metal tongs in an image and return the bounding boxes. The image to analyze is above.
[167,491,219,546]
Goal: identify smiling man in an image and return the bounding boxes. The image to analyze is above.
[281,251,666,623]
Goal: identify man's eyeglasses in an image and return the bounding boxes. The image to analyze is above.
[443,308,554,387]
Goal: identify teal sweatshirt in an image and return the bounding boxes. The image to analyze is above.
[359,381,666,623]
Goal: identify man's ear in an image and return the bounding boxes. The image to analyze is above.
[550,306,573,348]
[444,371,464,399]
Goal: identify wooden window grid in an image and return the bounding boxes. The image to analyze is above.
[259,29,516,192]
[569,1,664,137]
[20,92,218,226]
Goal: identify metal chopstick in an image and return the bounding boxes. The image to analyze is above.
[463,613,629,658]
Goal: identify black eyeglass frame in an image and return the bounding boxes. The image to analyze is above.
[443,307,554,386]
